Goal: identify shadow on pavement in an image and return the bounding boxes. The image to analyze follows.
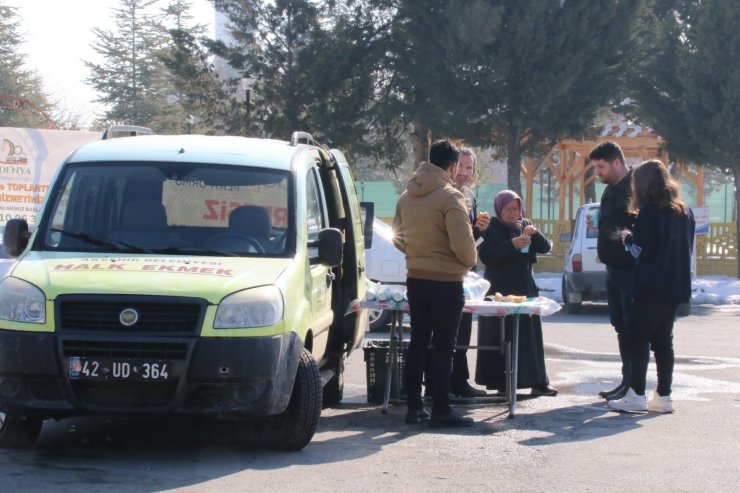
[508,402,660,446]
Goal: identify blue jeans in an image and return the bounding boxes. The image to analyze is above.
[405,278,465,413]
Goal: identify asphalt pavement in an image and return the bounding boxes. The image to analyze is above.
[1,303,738,492]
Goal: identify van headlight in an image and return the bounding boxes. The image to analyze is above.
[214,285,284,329]
[0,277,46,324]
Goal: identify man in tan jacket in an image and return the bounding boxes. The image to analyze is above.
[393,139,477,427]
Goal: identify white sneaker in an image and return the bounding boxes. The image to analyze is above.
[607,388,647,412]
[647,393,674,413]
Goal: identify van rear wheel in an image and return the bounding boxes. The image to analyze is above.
[259,348,322,451]
[0,412,43,449]
[562,277,582,314]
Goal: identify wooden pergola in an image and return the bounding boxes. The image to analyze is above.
[521,124,705,221]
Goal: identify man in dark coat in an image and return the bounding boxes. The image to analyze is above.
[588,141,636,401]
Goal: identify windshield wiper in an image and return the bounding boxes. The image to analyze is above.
[153,246,239,257]
[51,228,151,253]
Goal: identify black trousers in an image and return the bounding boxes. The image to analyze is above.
[405,277,464,413]
[450,312,473,388]
[606,264,636,380]
[628,299,678,396]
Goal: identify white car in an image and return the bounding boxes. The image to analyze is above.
[365,218,406,330]
[561,203,607,313]
[561,202,692,315]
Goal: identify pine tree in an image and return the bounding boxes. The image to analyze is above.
[449,0,646,195]
[85,0,179,130]
[156,0,243,134]
[0,4,54,128]
[630,0,740,276]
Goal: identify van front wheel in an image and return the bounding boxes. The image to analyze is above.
[260,348,322,451]
[0,412,43,449]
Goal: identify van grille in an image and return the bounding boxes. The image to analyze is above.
[57,295,205,335]
[61,340,190,360]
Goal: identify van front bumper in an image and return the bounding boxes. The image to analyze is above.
[0,329,302,419]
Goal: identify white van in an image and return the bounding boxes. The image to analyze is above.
[365,218,406,330]
[561,202,692,315]
[561,203,606,313]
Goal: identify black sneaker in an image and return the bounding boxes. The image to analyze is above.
[450,383,488,398]
[429,409,474,428]
[405,408,431,424]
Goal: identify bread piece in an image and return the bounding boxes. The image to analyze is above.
[493,293,527,303]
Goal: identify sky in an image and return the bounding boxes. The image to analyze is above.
[6,0,215,128]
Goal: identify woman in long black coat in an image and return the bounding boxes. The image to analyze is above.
[475,190,557,396]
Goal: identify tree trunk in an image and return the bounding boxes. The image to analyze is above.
[734,167,740,279]
[506,136,523,199]
[411,121,431,171]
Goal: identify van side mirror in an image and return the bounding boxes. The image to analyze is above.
[3,219,31,257]
[559,233,572,242]
[310,228,343,267]
[360,201,375,249]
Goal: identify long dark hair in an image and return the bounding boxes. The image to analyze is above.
[629,160,687,215]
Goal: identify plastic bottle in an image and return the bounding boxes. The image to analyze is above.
[391,289,404,302]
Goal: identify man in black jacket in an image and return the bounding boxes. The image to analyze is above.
[588,141,636,401]
[450,148,489,397]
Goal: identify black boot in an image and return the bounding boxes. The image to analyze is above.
[602,381,630,401]
[600,335,632,399]
[599,380,627,398]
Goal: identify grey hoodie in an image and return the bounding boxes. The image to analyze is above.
[392,162,477,282]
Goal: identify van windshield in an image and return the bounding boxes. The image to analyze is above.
[37,162,292,256]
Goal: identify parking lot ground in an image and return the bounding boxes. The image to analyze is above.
[1,305,738,492]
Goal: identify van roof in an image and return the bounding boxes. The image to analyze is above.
[68,135,302,170]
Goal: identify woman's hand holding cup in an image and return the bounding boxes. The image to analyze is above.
[512,234,531,249]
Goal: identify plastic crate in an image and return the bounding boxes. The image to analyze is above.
[363,339,409,404]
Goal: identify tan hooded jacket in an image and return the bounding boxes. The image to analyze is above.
[392,162,477,282]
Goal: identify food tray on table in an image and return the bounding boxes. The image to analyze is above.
[355,296,561,317]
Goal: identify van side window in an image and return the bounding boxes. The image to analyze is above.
[586,208,599,239]
[306,168,326,243]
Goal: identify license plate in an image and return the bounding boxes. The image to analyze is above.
[68,357,171,381]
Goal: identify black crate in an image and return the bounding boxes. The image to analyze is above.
[363,339,409,404]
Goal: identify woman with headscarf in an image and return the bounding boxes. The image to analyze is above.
[475,190,557,396]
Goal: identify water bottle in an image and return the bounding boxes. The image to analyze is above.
[377,287,391,302]
[391,289,404,302]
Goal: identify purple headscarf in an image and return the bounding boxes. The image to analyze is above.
[493,190,523,230]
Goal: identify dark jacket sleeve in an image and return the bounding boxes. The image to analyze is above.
[530,223,551,255]
[478,222,516,265]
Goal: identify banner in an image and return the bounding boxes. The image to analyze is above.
[0,127,99,228]
[691,206,709,235]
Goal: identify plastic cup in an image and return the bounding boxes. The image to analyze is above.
[520,245,530,253]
